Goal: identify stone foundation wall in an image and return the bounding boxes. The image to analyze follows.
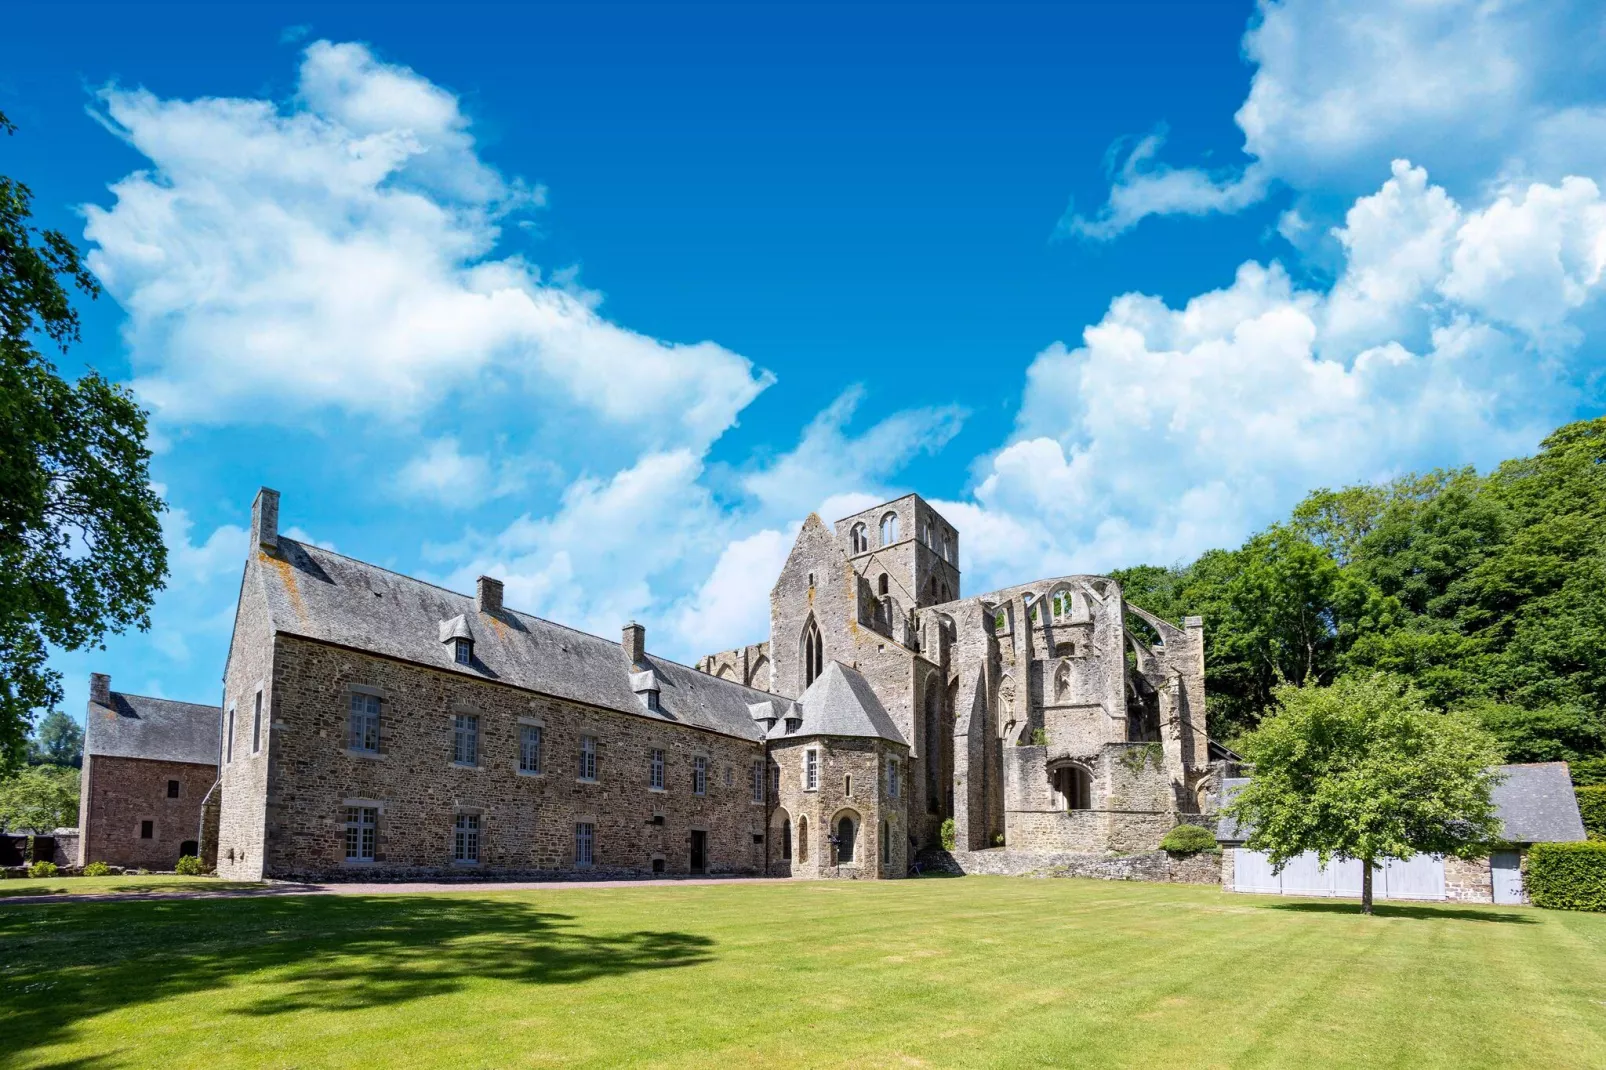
[930,846,1223,886]
[1444,854,1496,903]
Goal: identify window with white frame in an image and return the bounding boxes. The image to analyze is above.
[453,813,480,863]
[345,806,377,862]
[805,749,819,790]
[251,690,263,754]
[453,638,472,665]
[751,760,764,803]
[879,511,899,545]
[887,757,899,798]
[349,693,380,753]
[579,735,598,781]
[453,713,479,766]
[575,822,594,866]
[651,748,665,790]
[519,724,542,773]
[693,756,707,795]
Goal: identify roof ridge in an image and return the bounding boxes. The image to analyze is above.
[108,691,220,712]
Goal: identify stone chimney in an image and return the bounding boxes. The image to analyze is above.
[622,621,646,668]
[89,673,111,707]
[252,487,280,551]
[476,575,504,615]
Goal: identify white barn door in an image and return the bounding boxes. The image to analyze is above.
[1232,849,1446,901]
[1491,851,1524,904]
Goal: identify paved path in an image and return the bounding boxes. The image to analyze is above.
[0,875,781,907]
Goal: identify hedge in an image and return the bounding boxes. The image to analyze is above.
[1577,786,1606,840]
[1569,757,1606,787]
[1159,824,1220,854]
[1527,841,1606,912]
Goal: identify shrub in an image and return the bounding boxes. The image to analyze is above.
[940,818,956,852]
[28,861,59,878]
[1570,757,1606,787]
[1160,824,1220,854]
[1577,786,1606,840]
[174,855,205,876]
[1527,841,1606,911]
[82,861,111,877]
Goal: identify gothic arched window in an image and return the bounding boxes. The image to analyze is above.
[802,616,824,687]
[836,815,856,862]
[850,523,868,553]
[879,512,900,545]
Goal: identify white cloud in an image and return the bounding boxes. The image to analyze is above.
[1070,0,1606,236]
[741,386,964,517]
[394,435,537,509]
[962,162,1599,591]
[667,527,796,655]
[82,40,771,450]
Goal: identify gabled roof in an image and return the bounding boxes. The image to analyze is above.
[1216,762,1588,846]
[86,692,221,766]
[253,538,771,741]
[767,661,908,745]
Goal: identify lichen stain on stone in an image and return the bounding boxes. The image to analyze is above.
[260,551,307,622]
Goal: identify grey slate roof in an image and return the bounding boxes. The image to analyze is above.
[1215,763,1588,845]
[86,692,221,766]
[255,538,771,741]
[766,662,909,745]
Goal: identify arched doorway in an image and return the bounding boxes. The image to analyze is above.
[834,811,859,864]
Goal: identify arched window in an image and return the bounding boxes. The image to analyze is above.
[797,816,809,862]
[781,817,792,860]
[921,520,932,545]
[836,815,856,862]
[802,616,824,687]
[1053,765,1093,811]
[1051,590,1073,619]
[879,512,899,545]
[942,533,952,563]
[850,524,868,554]
[878,573,889,596]
[1054,662,1072,700]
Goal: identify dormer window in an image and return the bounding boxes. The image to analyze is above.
[440,614,475,666]
[453,638,472,665]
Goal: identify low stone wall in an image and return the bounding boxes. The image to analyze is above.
[923,847,1223,885]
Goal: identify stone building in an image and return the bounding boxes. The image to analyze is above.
[86,485,1218,881]
[79,673,221,869]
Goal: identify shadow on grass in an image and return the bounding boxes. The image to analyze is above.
[0,893,713,1063]
[1261,900,1536,924]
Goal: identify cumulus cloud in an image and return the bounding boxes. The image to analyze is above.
[962,161,1601,592]
[1069,0,1606,237]
[394,435,542,509]
[82,40,772,449]
[666,527,797,656]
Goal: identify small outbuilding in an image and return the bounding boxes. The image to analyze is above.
[1216,761,1587,905]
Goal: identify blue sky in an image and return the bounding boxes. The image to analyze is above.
[8,1,1606,719]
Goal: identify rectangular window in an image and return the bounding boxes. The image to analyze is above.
[724,765,734,789]
[575,822,594,866]
[805,749,819,791]
[769,765,779,795]
[519,724,542,773]
[349,693,380,753]
[454,638,472,665]
[579,736,598,781]
[453,714,479,766]
[251,690,263,753]
[167,779,180,799]
[453,813,480,863]
[887,758,900,798]
[345,806,377,862]
[693,756,707,795]
[140,820,153,839]
[225,706,235,763]
[751,761,764,803]
[650,748,665,790]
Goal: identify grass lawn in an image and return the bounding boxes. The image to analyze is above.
[2,876,1603,1068]
[0,875,260,898]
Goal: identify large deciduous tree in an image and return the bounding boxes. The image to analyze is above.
[1225,674,1503,914]
[0,112,166,774]
[0,763,80,833]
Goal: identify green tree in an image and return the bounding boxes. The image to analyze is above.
[0,763,80,833]
[1225,674,1503,914]
[26,709,83,767]
[0,111,166,774]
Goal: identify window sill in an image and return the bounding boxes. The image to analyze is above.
[449,762,481,771]
[516,768,543,778]
[577,777,599,785]
[649,786,667,793]
[346,749,385,760]
[342,858,375,866]
[451,860,480,867]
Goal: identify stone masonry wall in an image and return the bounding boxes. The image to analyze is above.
[80,755,217,869]
[769,735,906,879]
[215,553,276,880]
[258,634,770,881]
[1444,854,1496,903]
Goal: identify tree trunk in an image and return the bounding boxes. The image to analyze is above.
[1361,857,1374,915]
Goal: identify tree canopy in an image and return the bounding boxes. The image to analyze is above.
[0,111,167,774]
[1224,674,1504,913]
[0,763,79,834]
[26,709,83,768]
[1117,416,1606,762]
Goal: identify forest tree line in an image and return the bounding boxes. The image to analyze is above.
[1116,416,1606,770]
